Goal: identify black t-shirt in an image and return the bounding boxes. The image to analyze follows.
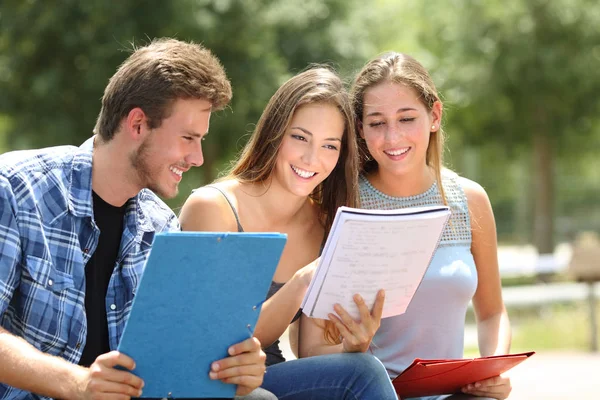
[78,192,127,367]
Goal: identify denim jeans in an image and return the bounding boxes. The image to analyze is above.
[235,387,278,400]
[262,353,398,400]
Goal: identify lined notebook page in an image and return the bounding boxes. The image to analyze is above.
[302,206,450,320]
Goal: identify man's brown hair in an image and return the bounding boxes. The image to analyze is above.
[94,38,232,141]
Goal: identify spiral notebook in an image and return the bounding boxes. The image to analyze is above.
[117,232,286,399]
[302,205,450,320]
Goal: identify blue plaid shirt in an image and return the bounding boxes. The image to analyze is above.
[0,137,179,400]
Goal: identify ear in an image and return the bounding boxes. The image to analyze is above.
[430,101,443,132]
[123,107,149,141]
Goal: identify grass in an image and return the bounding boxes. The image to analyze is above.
[510,301,600,352]
[464,300,600,355]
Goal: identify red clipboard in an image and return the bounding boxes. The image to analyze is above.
[392,351,535,398]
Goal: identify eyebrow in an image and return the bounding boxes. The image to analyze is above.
[184,131,209,138]
[291,126,342,142]
[365,107,418,118]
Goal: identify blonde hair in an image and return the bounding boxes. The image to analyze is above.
[227,66,359,235]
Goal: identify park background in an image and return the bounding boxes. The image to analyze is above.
[1,1,599,398]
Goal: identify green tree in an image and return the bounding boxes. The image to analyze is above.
[0,0,371,208]
[0,0,182,148]
[401,0,600,253]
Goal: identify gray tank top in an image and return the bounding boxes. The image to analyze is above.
[359,170,478,399]
[204,186,300,366]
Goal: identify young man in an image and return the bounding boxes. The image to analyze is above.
[0,38,273,400]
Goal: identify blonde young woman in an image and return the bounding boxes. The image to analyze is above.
[179,67,398,400]
[299,54,512,400]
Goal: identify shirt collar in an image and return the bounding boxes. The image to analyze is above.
[67,137,95,218]
[67,136,158,235]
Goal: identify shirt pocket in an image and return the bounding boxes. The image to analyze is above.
[24,255,74,292]
[19,255,76,354]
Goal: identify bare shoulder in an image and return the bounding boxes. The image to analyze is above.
[457,176,493,214]
[457,176,497,239]
[179,182,239,232]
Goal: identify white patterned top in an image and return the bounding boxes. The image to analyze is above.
[360,169,478,400]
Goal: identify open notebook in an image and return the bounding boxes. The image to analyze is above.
[117,232,286,399]
[302,205,450,320]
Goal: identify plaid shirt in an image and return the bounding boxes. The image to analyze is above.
[0,137,179,400]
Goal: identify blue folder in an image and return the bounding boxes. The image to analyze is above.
[117,232,286,399]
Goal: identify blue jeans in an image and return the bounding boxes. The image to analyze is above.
[262,353,398,400]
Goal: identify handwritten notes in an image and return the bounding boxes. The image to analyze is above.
[302,206,451,320]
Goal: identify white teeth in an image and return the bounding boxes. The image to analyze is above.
[385,148,410,156]
[291,165,316,179]
[170,166,183,176]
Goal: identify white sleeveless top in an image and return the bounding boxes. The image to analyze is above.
[360,170,478,399]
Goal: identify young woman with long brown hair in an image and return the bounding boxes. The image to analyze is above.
[179,66,397,400]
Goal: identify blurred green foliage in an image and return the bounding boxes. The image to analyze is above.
[465,300,600,354]
[0,0,374,209]
[372,0,600,250]
[0,0,598,249]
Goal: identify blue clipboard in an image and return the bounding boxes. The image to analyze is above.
[117,232,286,398]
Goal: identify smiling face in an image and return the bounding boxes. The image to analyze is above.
[361,81,441,179]
[273,102,345,198]
[130,98,211,198]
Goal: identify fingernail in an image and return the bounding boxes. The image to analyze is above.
[328,313,335,320]
[212,362,220,371]
[355,294,362,302]
[138,390,143,397]
[228,346,235,355]
[209,371,217,379]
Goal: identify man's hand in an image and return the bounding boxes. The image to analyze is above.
[74,351,144,400]
[209,337,267,396]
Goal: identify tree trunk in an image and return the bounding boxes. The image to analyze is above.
[532,132,555,254]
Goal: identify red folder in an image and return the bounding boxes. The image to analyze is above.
[392,351,535,398]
